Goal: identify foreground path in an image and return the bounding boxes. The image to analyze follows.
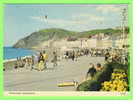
[4,56,104,91]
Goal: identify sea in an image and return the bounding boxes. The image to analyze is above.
[4,47,35,60]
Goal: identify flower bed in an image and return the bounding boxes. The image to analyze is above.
[101,69,129,91]
[77,62,129,91]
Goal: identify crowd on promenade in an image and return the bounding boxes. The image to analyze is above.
[5,47,129,73]
[64,48,129,64]
[13,50,58,71]
[84,47,129,80]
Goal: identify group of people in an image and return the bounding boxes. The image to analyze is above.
[85,48,129,80]
[104,49,129,64]
[14,56,34,70]
[14,50,58,71]
[86,63,103,80]
[64,47,129,65]
[64,48,108,61]
[12,47,129,73]
[64,48,91,61]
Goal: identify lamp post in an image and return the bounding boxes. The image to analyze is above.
[121,8,127,64]
[121,8,127,48]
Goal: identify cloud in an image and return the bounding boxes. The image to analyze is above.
[87,14,104,21]
[30,16,92,31]
[96,5,127,13]
[72,13,106,24]
[30,14,105,31]
[72,13,105,22]
[30,16,46,21]
[30,15,91,25]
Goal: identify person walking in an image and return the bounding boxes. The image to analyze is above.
[43,50,48,69]
[52,51,58,67]
[72,50,75,61]
[105,51,110,62]
[86,63,96,80]
[38,52,45,71]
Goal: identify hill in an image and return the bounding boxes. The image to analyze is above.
[13,28,76,48]
[13,28,125,49]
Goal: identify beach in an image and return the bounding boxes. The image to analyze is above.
[4,60,17,71]
[4,55,32,71]
[4,47,36,71]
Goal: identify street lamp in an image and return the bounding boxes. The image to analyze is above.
[121,8,127,48]
[121,8,127,64]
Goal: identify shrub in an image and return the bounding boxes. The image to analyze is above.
[77,79,101,91]
[77,63,113,91]
[77,62,129,91]
[95,64,113,83]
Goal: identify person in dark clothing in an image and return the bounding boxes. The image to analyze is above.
[52,51,58,67]
[38,52,44,63]
[14,63,18,69]
[105,51,110,61]
[66,51,69,58]
[86,63,96,80]
[30,55,35,70]
[72,50,75,61]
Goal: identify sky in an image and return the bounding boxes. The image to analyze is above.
[4,4,128,46]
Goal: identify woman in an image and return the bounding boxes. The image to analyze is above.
[38,52,44,63]
[38,52,45,71]
[24,58,30,69]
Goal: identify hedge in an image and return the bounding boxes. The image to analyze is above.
[77,62,129,91]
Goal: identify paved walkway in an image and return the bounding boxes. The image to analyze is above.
[4,56,104,91]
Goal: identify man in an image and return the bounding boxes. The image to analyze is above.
[86,63,96,80]
[65,51,69,59]
[52,51,58,67]
[31,55,35,70]
[105,51,110,61]
[71,50,75,61]
[43,50,48,69]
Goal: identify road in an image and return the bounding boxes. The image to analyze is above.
[4,56,104,91]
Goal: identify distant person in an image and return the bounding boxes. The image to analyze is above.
[38,52,44,63]
[17,57,24,68]
[14,63,18,69]
[16,57,20,67]
[52,51,58,67]
[43,50,48,69]
[31,55,35,65]
[65,51,69,59]
[15,57,24,69]
[24,58,30,69]
[28,57,33,70]
[86,63,96,80]
[32,54,39,70]
[38,52,45,71]
[105,51,110,61]
[72,50,75,61]
[75,51,78,61]
[30,55,34,70]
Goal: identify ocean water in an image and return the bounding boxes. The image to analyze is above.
[4,47,35,60]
